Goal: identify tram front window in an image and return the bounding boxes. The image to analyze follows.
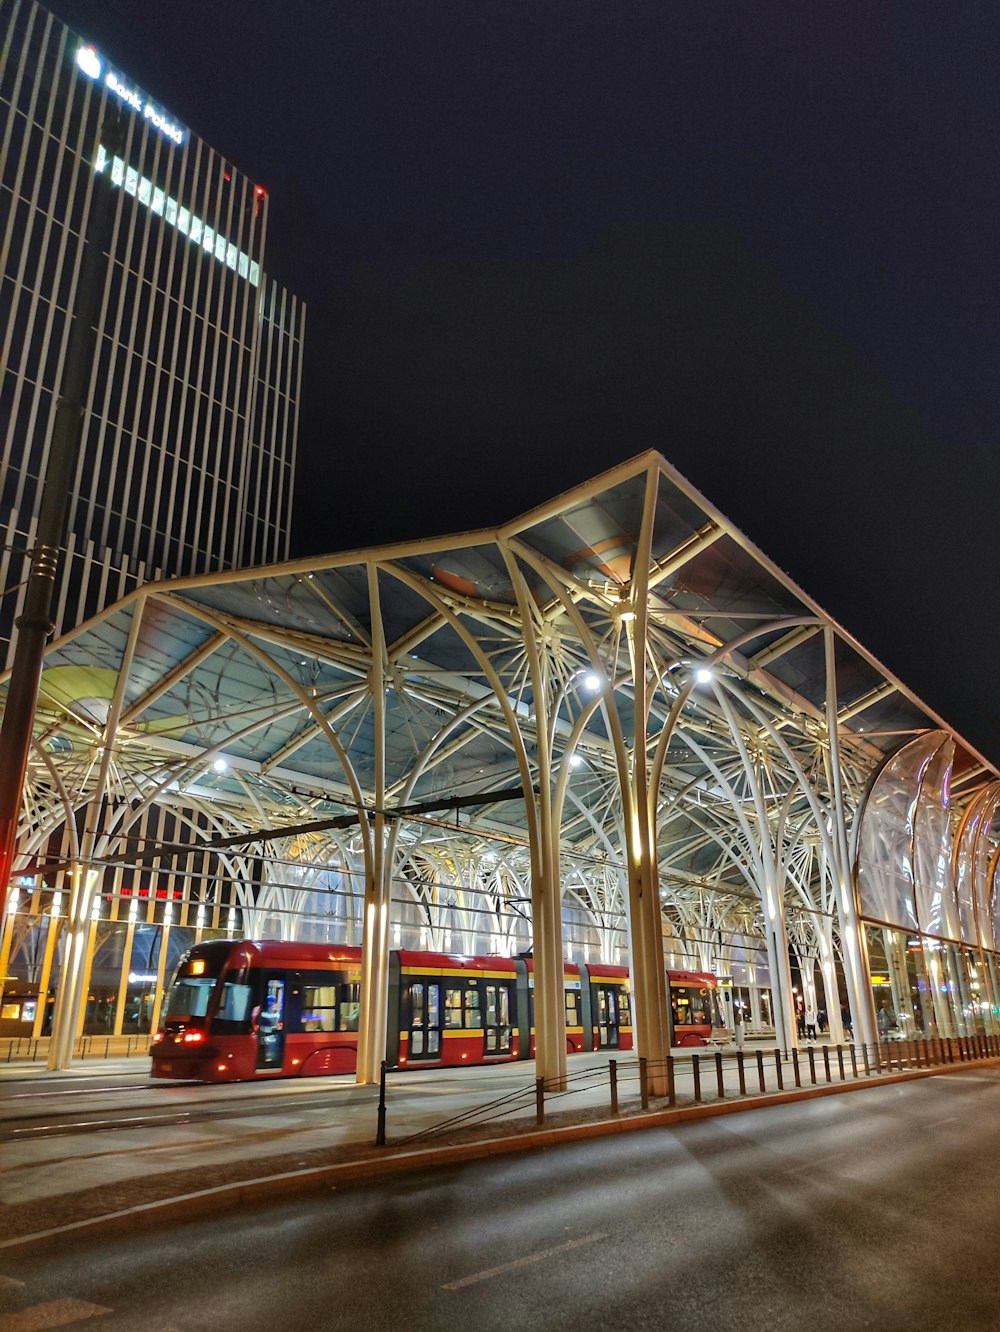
[164,979,214,1021]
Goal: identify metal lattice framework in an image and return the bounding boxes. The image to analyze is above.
[2,452,996,1082]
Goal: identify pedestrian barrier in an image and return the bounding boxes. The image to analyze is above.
[1,1034,152,1062]
[374,1034,1000,1147]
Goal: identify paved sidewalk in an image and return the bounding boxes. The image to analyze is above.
[1,1042,989,1252]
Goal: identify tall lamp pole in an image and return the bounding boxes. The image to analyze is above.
[0,117,123,924]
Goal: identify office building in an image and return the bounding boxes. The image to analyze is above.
[0,0,305,660]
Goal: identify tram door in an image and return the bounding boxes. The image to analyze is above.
[256,976,286,1070]
[408,981,442,1059]
[484,982,513,1057]
[595,984,621,1049]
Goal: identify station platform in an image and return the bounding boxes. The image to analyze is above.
[1,1038,991,1252]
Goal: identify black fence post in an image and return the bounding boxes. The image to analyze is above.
[737,1050,747,1096]
[667,1055,676,1107]
[692,1054,701,1103]
[774,1048,783,1091]
[376,1059,388,1146]
[639,1056,649,1110]
[792,1047,801,1088]
[822,1047,831,1083]
[807,1046,817,1085]
[849,1044,858,1078]
[535,1077,545,1125]
[609,1059,619,1115]
[756,1049,765,1094]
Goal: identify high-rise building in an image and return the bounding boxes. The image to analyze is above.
[0,0,305,660]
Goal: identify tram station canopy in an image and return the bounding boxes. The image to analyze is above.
[5,450,1000,1075]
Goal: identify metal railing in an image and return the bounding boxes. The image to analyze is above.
[1,1033,152,1063]
[374,1034,1000,1146]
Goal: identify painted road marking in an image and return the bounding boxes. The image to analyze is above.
[442,1231,609,1291]
[0,1298,112,1330]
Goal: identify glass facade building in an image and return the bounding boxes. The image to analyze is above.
[0,0,305,663]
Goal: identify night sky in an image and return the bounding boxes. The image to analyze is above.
[51,2,1000,761]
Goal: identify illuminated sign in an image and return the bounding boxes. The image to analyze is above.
[95,145,260,286]
[127,972,159,985]
[75,44,186,146]
[870,974,891,987]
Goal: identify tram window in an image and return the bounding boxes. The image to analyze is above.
[214,980,253,1033]
[464,988,480,1028]
[165,979,213,1019]
[486,985,510,1026]
[445,988,464,1027]
[618,990,631,1023]
[566,992,579,1025]
[338,982,360,1031]
[301,984,337,1032]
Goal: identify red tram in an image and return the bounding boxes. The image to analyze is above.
[150,939,719,1082]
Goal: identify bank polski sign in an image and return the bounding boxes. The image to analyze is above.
[75,44,186,146]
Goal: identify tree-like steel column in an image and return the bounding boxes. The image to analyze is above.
[621,467,671,1096]
[504,552,567,1091]
[357,563,391,1085]
[823,626,877,1047]
[48,595,145,1069]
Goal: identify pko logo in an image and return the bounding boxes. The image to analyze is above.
[75,45,102,80]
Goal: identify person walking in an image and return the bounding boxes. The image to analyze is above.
[804,1003,818,1041]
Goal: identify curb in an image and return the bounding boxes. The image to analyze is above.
[6,1059,995,1252]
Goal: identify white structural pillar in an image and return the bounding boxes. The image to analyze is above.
[622,479,672,1095]
[823,626,877,1047]
[356,564,392,1085]
[532,783,569,1091]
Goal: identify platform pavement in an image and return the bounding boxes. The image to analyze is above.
[0,1040,976,1252]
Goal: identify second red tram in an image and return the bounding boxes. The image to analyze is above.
[151,939,719,1082]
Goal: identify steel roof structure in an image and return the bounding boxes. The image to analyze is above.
[5,451,996,1080]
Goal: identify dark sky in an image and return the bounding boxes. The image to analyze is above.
[52,1,1000,761]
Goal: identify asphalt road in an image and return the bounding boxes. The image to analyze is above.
[3,1069,998,1331]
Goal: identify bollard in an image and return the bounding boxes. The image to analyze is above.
[376,1059,388,1146]
[536,1077,545,1125]
[639,1056,650,1110]
[862,1043,871,1077]
[774,1048,783,1091]
[715,1051,725,1099]
[807,1046,817,1085]
[792,1047,801,1088]
[756,1049,765,1094]
[836,1045,845,1080]
[667,1055,676,1107]
[609,1059,619,1115]
[692,1054,702,1103]
[737,1050,747,1096]
[822,1047,831,1083]
[849,1044,858,1078]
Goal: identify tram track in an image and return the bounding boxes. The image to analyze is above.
[0,1083,380,1142]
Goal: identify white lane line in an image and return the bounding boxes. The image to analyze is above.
[0,1298,113,1330]
[442,1231,609,1291]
